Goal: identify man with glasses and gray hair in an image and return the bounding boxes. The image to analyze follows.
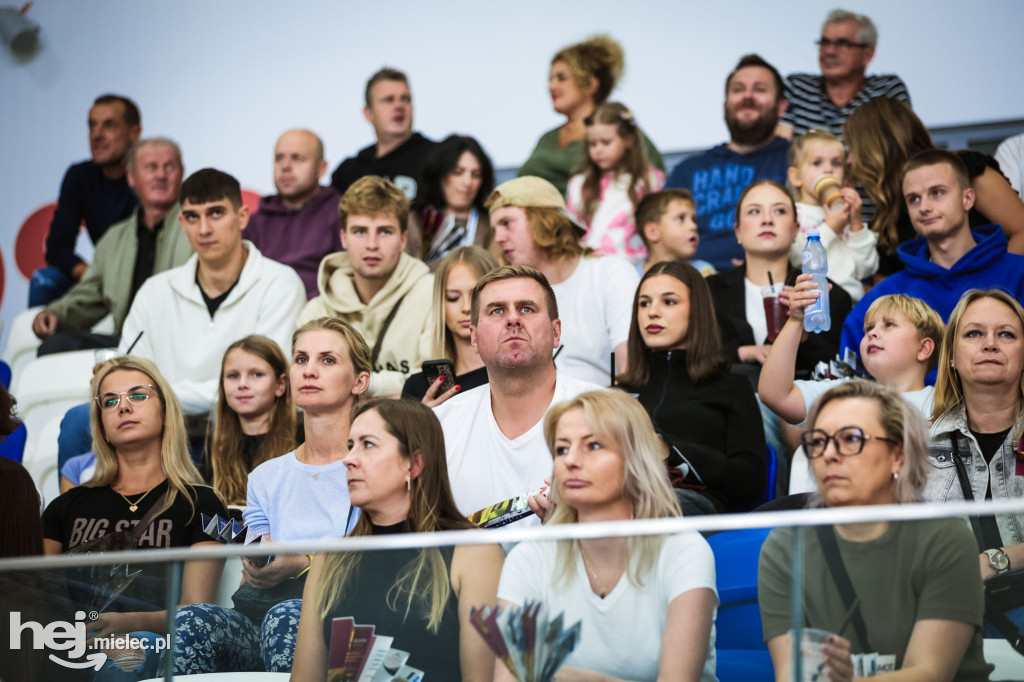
[776,9,911,141]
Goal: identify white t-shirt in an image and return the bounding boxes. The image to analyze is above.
[434,374,602,524]
[551,256,638,386]
[789,380,935,494]
[744,278,784,346]
[499,532,718,681]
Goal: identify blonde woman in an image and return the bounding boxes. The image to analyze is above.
[402,246,498,405]
[291,398,503,681]
[497,390,718,681]
[41,356,226,678]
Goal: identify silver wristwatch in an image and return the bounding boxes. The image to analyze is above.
[985,548,1011,575]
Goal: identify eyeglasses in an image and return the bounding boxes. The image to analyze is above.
[96,384,155,410]
[801,427,899,458]
[816,38,869,50]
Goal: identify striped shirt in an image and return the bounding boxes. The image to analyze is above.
[781,73,911,140]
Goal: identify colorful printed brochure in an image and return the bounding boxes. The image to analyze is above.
[470,601,581,682]
[200,512,272,567]
[328,617,425,681]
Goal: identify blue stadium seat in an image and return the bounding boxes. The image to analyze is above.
[707,527,775,682]
[0,421,27,463]
[0,359,11,388]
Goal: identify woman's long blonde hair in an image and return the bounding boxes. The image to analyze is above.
[88,356,210,519]
[429,246,499,361]
[209,336,296,505]
[932,289,1024,424]
[543,390,681,587]
[315,399,473,632]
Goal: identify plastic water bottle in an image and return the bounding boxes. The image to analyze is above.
[802,229,831,334]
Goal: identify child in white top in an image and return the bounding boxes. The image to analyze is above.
[566,102,664,269]
[787,130,878,302]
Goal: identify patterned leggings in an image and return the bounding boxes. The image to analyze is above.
[173,599,301,673]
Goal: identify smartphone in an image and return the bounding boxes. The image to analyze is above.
[421,359,456,394]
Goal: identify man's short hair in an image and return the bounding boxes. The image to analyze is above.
[338,175,410,231]
[724,54,785,102]
[93,94,141,129]
[864,294,944,372]
[634,189,696,251]
[364,67,409,108]
[470,265,559,326]
[180,168,242,209]
[903,149,971,191]
[824,9,878,47]
[126,137,182,174]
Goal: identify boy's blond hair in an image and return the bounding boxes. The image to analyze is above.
[338,175,410,232]
[863,295,944,372]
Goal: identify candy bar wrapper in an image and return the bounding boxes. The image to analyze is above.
[469,486,548,528]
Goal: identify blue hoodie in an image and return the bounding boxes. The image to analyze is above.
[840,224,1024,375]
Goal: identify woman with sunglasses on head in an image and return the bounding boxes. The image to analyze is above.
[758,380,990,682]
[41,356,227,679]
[926,289,1024,636]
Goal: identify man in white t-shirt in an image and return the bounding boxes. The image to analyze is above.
[434,265,602,523]
[488,176,638,386]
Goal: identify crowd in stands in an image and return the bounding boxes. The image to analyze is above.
[6,7,1024,681]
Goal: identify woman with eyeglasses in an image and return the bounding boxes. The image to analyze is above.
[41,356,227,679]
[758,380,991,682]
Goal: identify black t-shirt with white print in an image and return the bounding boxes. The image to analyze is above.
[42,480,226,612]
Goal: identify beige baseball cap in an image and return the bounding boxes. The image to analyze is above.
[485,176,586,237]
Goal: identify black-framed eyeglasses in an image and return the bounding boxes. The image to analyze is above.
[816,38,869,50]
[801,427,899,458]
[96,384,155,410]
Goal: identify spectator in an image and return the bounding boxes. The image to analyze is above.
[407,134,496,265]
[402,246,498,403]
[330,68,436,201]
[636,188,715,276]
[497,390,717,681]
[173,318,370,674]
[489,176,637,385]
[759,381,990,681]
[926,290,1024,623]
[617,261,766,513]
[30,94,142,306]
[786,130,877,301]
[300,175,433,397]
[664,54,790,271]
[55,168,306,472]
[995,132,1024,198]
[777,9,910,140]
[246,129,343,299]
[33,138,191,355]
[707,180,851,377]
[291,398,503,682]
[844,98,1024,275]
[434,265,602,522]
[566,102,665,269]
[518,35,663,195]
[42,357,227,679]
[840,149,1024,367]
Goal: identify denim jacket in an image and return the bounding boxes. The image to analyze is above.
[926,403,1024,545]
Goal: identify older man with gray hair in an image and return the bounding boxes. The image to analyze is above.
[777,9,911,140]
[32,138,192,355]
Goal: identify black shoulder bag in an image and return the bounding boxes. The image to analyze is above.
[950,435,1024,654]
[814,525,872,652]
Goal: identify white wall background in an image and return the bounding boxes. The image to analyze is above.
[1,0,1023,346]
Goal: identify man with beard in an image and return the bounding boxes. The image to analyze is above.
[664,55,790,271]
[433,265,602,525]
[245,129,343,299]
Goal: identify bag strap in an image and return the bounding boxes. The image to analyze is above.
[950,435,987,553]
[986,595,1024,656]
[814,525,872,651]
[371,293,410,368]
[129,491,169,542]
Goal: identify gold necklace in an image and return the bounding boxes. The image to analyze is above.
[114,485,157,512]
[579,544,611,599]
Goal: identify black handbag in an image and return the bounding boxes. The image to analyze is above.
[231,571,306,626]
[950,435,1024,654]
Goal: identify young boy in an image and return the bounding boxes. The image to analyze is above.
[759,290,943,491]
[635,188,716,275]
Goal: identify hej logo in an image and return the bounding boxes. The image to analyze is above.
[9,610,107,670]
